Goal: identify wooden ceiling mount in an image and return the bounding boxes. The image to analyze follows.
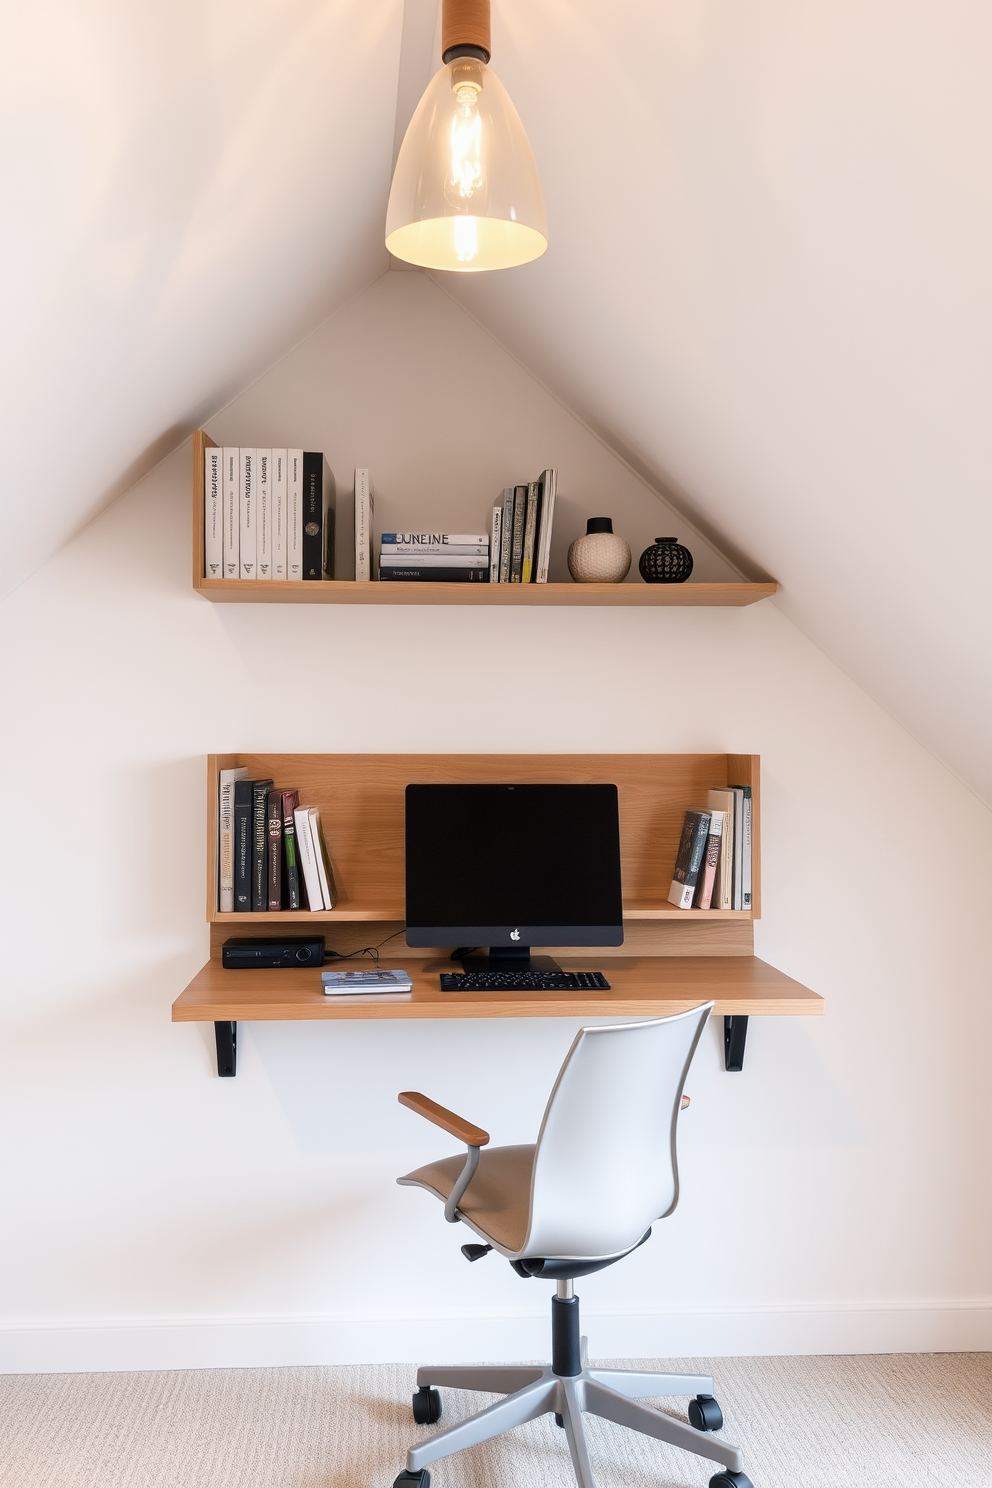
[442,0,491,63]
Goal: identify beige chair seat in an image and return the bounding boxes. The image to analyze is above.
[399,1144,535,1253]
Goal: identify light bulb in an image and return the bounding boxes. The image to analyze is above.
[386,56,547,272]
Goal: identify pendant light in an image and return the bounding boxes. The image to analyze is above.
[385,0,547,272]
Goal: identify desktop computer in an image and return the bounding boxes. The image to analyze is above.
[405,783,623,990]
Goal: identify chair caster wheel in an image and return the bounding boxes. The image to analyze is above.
[689,1394,724,1432]
[411,1386,442,1425]
[554,1412,565,1428]
[393,1473,430,1488]
[709,1472,753,1488]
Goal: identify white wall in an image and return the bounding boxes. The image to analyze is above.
[2,273,990,1373]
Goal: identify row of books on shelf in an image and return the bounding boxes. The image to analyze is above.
[357,470,558,583]
[203,447,330,581]
[219,770,337,913]
[668,787,753,911]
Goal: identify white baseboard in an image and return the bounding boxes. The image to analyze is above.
[3,1303,990,1374]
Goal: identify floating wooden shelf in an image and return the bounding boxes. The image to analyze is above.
[193,576,776,607]
[192,432,776,608]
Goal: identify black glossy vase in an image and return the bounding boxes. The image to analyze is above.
[638,537,693,584]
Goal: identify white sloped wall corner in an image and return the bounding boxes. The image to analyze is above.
[1,273,990,1372]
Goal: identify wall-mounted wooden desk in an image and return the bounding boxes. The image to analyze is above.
[173,752,824,1076]
[173,956,824,1076]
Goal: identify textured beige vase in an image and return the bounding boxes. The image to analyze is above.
[567,519,631,583]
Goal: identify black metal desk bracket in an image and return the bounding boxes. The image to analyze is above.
[215,1022,237,1077]
[724,1015,748,1072]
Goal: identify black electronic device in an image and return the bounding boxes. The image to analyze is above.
[222,937,325,969]
[439,970,612,992]
[405,782,623,975]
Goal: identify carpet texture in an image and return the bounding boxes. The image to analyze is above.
[2,1352,990,1488]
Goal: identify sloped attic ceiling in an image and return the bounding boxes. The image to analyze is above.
[4,1,990,801]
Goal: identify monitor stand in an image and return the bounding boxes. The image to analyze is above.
[461,945,562,974]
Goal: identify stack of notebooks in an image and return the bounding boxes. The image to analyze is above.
[667,787,753,911]
[218,769,337,913]
[490,470,557,583]
[203,445,329,582]
[378,532,490,583]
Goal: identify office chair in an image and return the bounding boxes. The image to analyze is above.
[392,1003,754,1488]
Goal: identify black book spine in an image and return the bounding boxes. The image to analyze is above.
[266,790,283,910]
[378,566,490,582]
[251,779,273,910]
[233,780,253,912]
[302,452,323,579]
[282,792,301,910]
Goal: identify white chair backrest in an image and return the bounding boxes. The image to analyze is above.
[521,1004,712,1260]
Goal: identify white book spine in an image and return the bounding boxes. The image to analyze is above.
[379,553,489,568]
[239,448,256,578]
[218,767,248,911]
[355,467,371,581]
[490,503,502,582]
[309,807,335,909]
[204,446,223,578]
[294,806,323,911]
[535,469,556,583]
[287,450,304,579]
[272,450,287,578]
[732,789,744,910]
[667,880,695,910]
[256,449,272,579]
[222,448,240,578]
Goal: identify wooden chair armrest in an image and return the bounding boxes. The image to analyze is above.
[398,1091,490,1147]
[681,1094,690,1109]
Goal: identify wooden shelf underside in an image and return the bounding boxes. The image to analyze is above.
[193,578,776,608]
[173,956,823,1023]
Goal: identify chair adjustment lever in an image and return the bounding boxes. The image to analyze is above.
[460,1243,493,1262]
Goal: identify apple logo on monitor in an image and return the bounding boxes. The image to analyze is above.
[510,929,520,941]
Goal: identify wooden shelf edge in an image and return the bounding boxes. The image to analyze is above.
[210,906,753,925]
[192,578,777,609]
[172,956,824,1024]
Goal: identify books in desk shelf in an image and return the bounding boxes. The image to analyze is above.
[355,468,373,581]
[321,968,413,995]
[667,791,753,911]
[220,772,335,913]
[205,443,319,581]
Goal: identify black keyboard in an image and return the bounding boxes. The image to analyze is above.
[439,971,611,992]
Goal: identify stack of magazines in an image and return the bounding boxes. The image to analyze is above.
[378,532,490,583]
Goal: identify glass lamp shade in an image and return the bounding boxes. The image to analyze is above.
[386,57,547,272]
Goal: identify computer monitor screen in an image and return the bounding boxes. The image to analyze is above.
[405,783,623,962]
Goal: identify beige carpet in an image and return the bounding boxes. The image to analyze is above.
[2,1353,990,1488]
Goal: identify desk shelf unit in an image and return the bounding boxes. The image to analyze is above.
[191,432,777,608]
[173,752,823,1075]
